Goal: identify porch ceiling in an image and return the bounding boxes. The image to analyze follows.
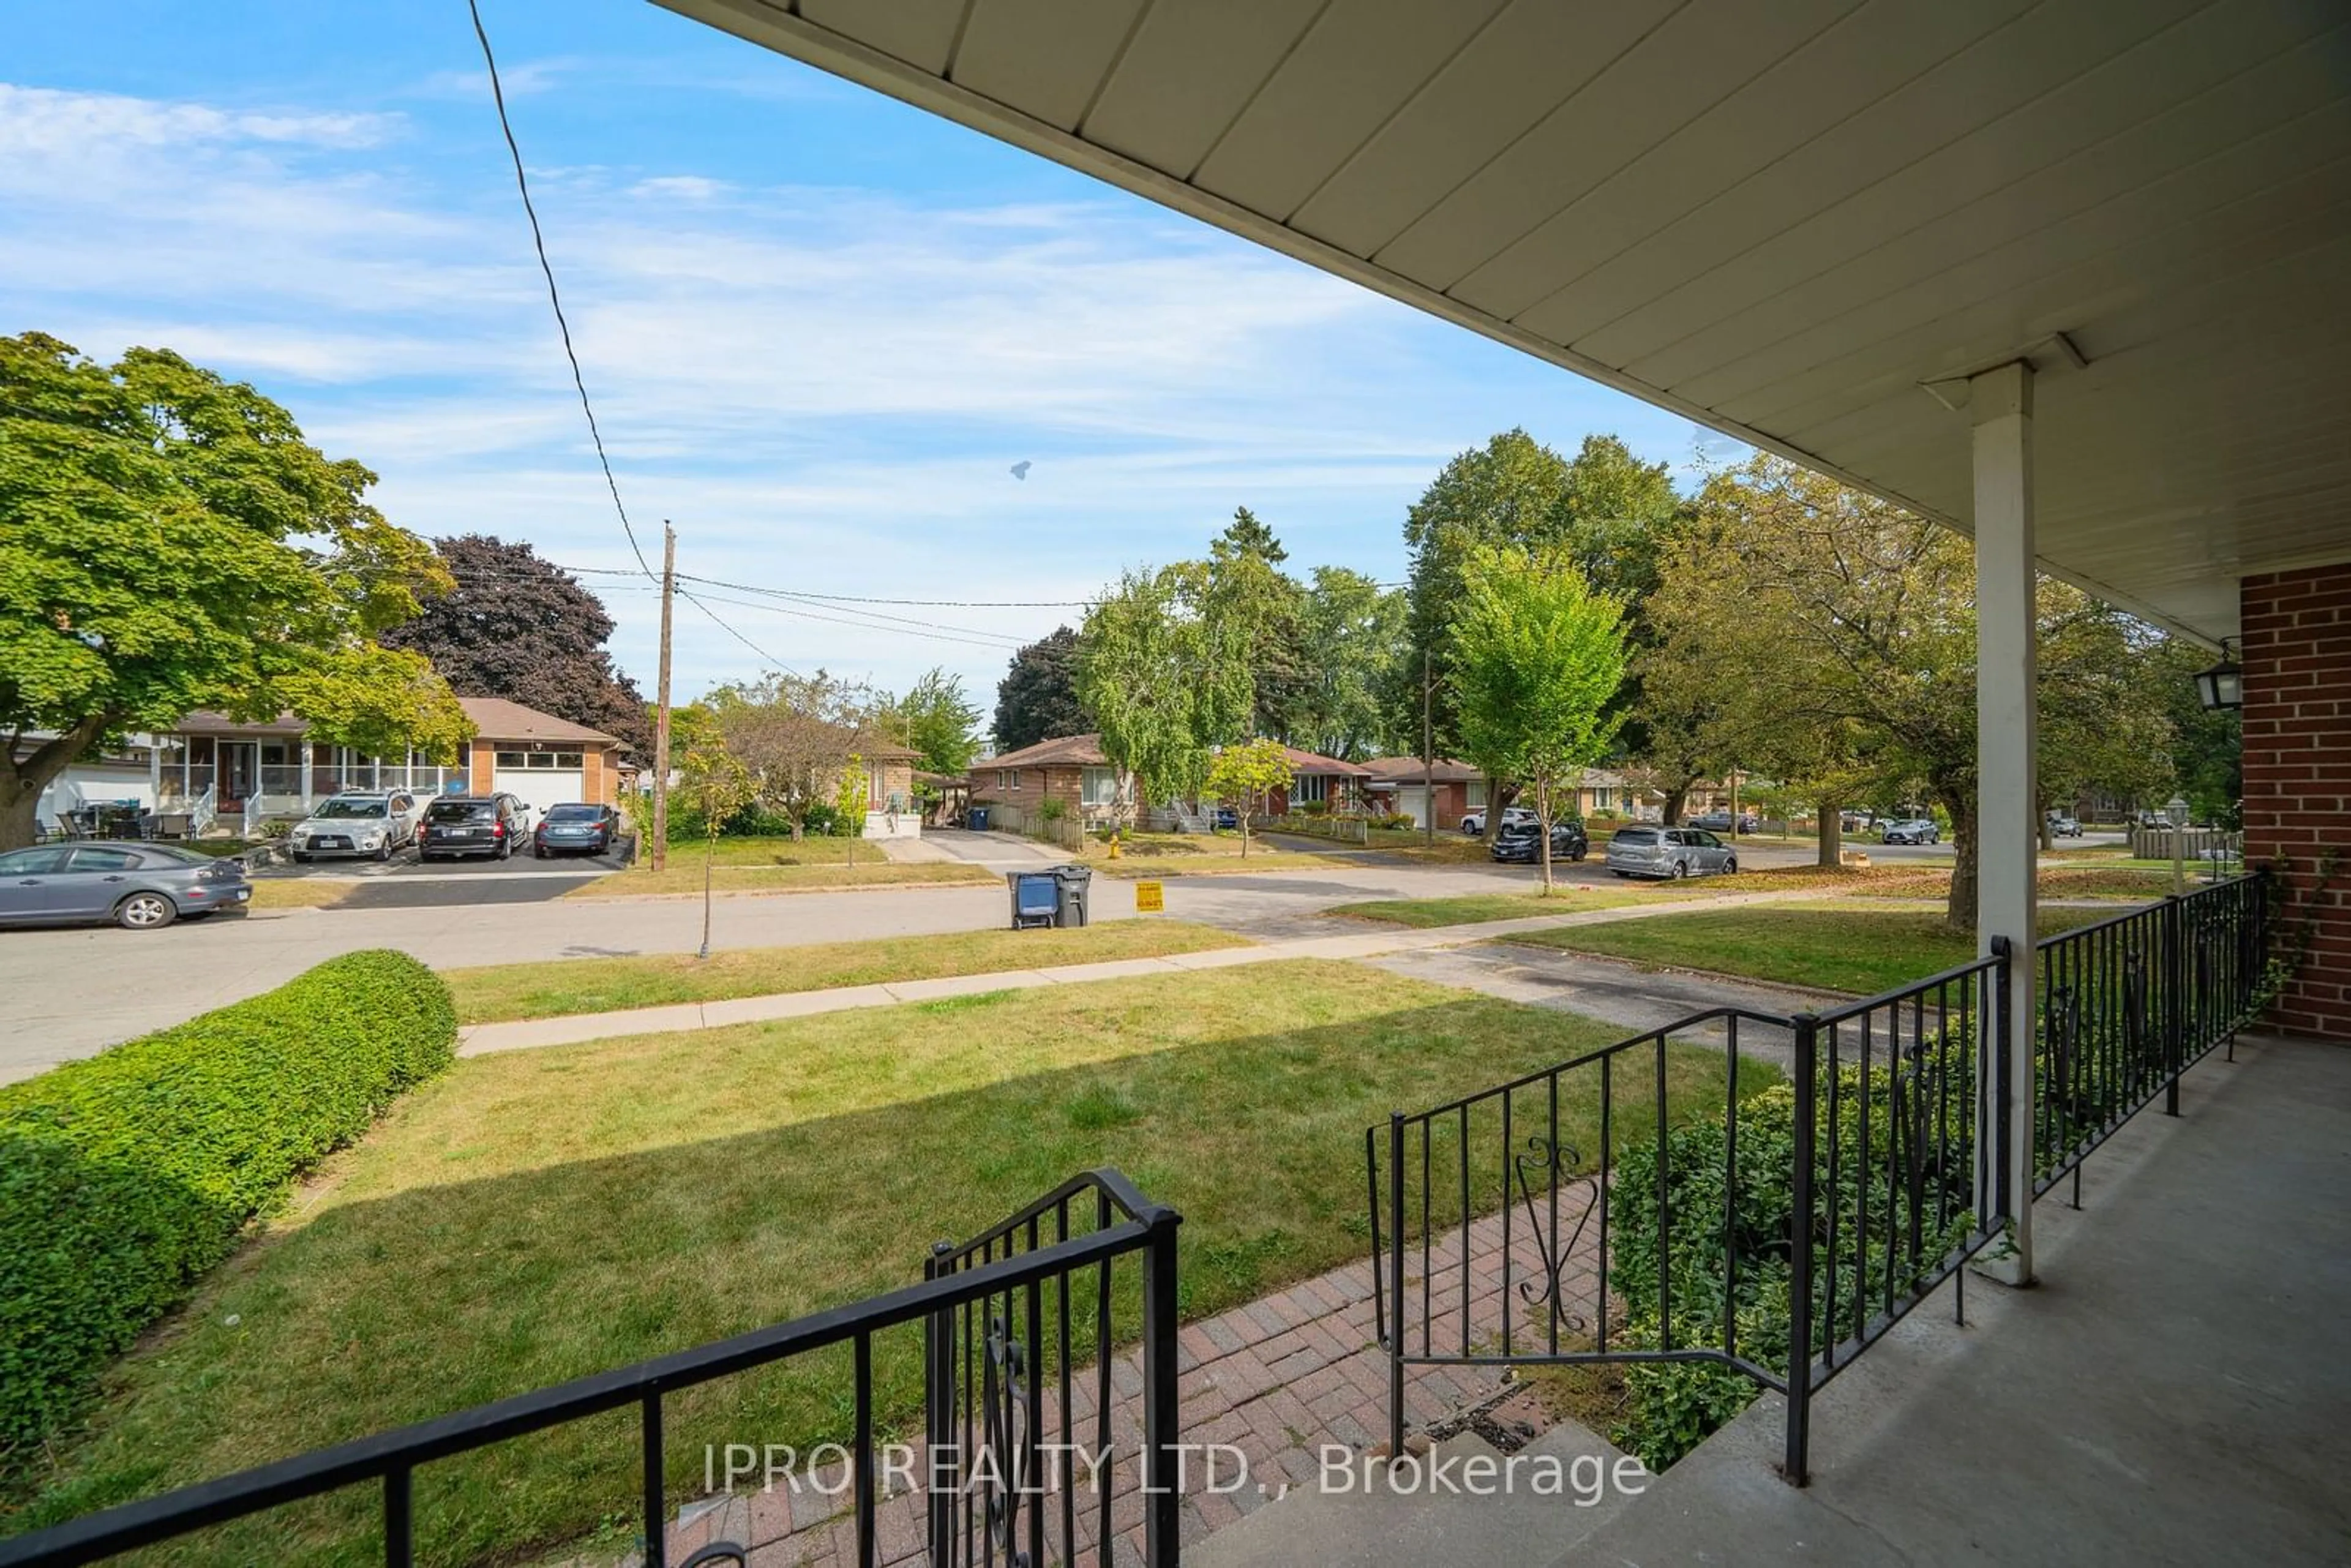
[657,0,2351,642]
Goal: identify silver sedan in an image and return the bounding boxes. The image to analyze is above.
[0,842,252,929]
[1605,825,1739,881]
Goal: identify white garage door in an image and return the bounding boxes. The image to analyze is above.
[1392,786,1430,830]
[491,749,586,820]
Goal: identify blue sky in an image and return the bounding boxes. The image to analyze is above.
[4,0,1731,711]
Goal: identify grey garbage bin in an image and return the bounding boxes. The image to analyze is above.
[1048,863,1092,928]
[1008,869,1057,929]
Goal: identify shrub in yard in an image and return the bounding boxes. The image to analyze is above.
[0,951,457,1461]
[1605,1062,1976,1470]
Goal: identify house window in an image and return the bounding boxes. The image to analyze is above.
[1296,773,1327,804]
[1595,787,1613,810]
[495,750,528,768]
[1466,782,1489,809]
[1081,767,1117,808]
[999,770,1019,792]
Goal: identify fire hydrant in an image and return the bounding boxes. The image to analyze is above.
[1108,831,1122,860]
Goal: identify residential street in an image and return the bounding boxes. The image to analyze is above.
[0,828,2117,1084]
[0,857,1535,1081]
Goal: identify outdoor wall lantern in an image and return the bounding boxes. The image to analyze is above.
[2165,797,2191,829]
[2193,639,2243,711]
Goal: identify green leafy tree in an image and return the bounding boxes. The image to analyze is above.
[1205,509,1311,741]
[708,669,877,841]
[1651,456,1978,916]
[1393,429,1575,757]
[276,645,475,764]
[676,728,756,959]
[1203,738,1295,859]
[834,752,869,866]
[1394,429,1682,770]
[1449,542,1630,892]
[2150,637,2241,825]
[1076,565,1250,823]
[2035,592,2175,840]
[882,667,983,776]
[1295,567,1406,760]
[992,626,1088,752]
[0,332,463,849]
[1649,452,2180,928]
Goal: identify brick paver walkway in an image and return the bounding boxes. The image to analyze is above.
[636,1201,1604,1567]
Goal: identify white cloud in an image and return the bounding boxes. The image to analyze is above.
[628,174,727,201]
[0,83,398,155]
[0,78,1685,701]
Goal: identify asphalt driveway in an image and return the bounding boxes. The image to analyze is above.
[253,844,623,909]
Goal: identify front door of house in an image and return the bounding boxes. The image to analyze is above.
[220,742,255,806]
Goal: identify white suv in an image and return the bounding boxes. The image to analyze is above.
[288,792,418,862]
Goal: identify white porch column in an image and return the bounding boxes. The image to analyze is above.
[1971,359,2038,1285]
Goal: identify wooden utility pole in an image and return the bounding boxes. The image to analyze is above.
[1421,647,1434,847]
[651,522,676,873]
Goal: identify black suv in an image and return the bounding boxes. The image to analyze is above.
[417,793,528,861]
[1490,817,1589,864]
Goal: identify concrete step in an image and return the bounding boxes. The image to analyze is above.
[1191,1419,1650,1568]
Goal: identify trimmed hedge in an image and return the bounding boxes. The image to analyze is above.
[0,950,456,1460]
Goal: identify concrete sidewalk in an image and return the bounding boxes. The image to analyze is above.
[456,889,1819,1056]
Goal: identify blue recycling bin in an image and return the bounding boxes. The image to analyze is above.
[1008,869,1057,929]
[969,805,990,831]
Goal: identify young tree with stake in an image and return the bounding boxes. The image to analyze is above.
[1449,544,1630,893]
[677,731,755,960]
[1203,738,1294,860]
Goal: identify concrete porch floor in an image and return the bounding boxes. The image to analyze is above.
[1565,1032,2351,1566]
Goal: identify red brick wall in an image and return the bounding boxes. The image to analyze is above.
[969,765,1082,814]
[2241,563,2351,1040]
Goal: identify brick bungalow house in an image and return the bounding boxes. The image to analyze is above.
[969,733,1125,827]
[1265,747,1370,816]
[967,736,1369,826]
[1360,756,1487,831]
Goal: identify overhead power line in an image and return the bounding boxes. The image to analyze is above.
[467,0,651,581]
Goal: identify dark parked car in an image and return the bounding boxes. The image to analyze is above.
[1490,818,1588,864]
[1213,805,1239,831]
[533,803,620,858]
[1689,810,1760,835]
[0,842,250,929]
[417,793,529,861]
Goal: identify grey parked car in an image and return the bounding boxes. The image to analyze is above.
[1604,825,1738,880]
[0,842,252,929]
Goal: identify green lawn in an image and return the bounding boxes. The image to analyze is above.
[1332,888,1659,926]
[1078,831,1360,876]
[1505,902,2110,996]
[15,962,1758,1566]
[444,921,1252,1024]
[571,836,996,898]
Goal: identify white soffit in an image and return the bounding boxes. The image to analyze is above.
[659,0,2351,641]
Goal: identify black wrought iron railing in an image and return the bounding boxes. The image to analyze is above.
[1366,1007,1797,1462]
[924,1170,1182,1568]
[1370,872,2272,1487]
[2034,874,2270,1196]
[0,1170,1181,1568]
[1782,950,2004,1479]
